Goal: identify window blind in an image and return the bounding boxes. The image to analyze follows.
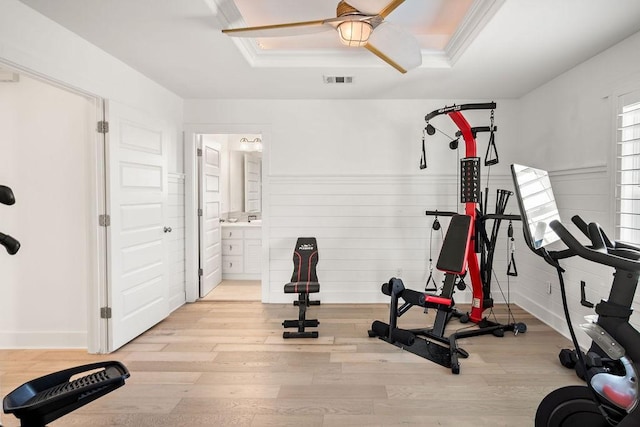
[616,90,640,244]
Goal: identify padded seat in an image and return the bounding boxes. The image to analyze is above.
[282,237,320,339]
[284,282,320,294]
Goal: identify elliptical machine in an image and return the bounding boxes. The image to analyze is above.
[511,164,640,426]
[1,184,129,427]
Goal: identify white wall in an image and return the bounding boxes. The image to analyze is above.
[0,0,184,348]
[5,0,639,350]
[517,30,640,347]
[0,0,184,173]
[0,75,95,347]
[185,99,521,303]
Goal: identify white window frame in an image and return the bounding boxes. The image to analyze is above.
[615,87,640,245]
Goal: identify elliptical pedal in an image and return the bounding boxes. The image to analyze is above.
[3,361,130,427]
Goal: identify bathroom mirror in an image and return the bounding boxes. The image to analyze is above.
[227,135,262,215]
[244,152,261,213]
[511,164,561,250]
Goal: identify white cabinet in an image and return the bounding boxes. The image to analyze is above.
[221,225,261,279]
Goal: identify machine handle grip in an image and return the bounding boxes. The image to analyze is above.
[571,215,590,238]
[587,222,607,252]
[550,220,640,272]
[572,215,614,248]
[0,232,20,255]
[0,185,15,206]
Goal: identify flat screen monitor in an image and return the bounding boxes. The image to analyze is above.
[511,164,561,250]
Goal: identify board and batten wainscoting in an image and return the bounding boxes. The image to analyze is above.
[265,173,520,305]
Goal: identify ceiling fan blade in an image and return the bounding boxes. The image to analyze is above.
[364,22,422,73]
[346,0,405,18]
[377,0,406,18]
[222,19,332,38]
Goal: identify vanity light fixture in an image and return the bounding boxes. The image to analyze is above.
[240,137,263,152]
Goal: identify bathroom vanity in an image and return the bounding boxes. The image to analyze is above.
[221,222,262,280]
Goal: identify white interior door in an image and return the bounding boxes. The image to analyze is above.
[198,138,222,297]
[106,101,170,351]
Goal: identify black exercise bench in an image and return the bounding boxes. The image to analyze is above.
[283,237,320,338]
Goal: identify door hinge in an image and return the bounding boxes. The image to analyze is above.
[198,268,203,277]
[97,120,109,134]
[198,208,203,216]
[100,306,112,319]
[197,148,203,156]
[99,214,111,227]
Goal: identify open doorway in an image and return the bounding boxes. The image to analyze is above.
[194,132,263,302]
[0,63,107,352]
[197,134,262,299]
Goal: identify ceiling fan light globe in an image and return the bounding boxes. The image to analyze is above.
[337,21,372,47]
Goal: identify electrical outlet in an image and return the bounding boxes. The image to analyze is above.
[547,281,552,294]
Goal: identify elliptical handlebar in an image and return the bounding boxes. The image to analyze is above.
[0,232,20,255]
[0,185,15,206]
[549,220,640,272]
[571,215,614,248]
[1,184,20,255]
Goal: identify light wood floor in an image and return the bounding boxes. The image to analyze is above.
[199,280,261,302]
[0,297,582,426]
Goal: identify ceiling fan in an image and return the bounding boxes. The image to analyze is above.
[221,0,422,74]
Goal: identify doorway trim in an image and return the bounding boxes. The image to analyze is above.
[183,123,271,303]
[0,58,108,353]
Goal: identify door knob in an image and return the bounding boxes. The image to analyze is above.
[164,226,172,233]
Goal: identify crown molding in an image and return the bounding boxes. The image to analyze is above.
[446,0,506,65]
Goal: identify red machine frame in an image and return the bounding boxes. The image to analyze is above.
[425,102,500,323]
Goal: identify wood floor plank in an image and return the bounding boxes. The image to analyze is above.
[0,281,582,427]
[252,414,323,427]
[278,384,388,400]
[171,397,375,416]
[197,371,314,386]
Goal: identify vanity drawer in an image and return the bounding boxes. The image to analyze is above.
[222,240,243,255]
[222,256,243,273]
[222,229,243,239]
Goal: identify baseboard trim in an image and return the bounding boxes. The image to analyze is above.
[0,331,87,349]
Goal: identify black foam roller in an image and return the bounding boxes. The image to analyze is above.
[390,328,415,346]
[371,320,390,338]
[402,289,426,306]
[382,278,404,296]
[381,282,391,296]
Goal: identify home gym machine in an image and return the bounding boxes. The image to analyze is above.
[512,164,640,426]
[1,184,130,427]
[369,102,526,374]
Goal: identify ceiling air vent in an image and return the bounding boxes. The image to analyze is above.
[323,75,353,84]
